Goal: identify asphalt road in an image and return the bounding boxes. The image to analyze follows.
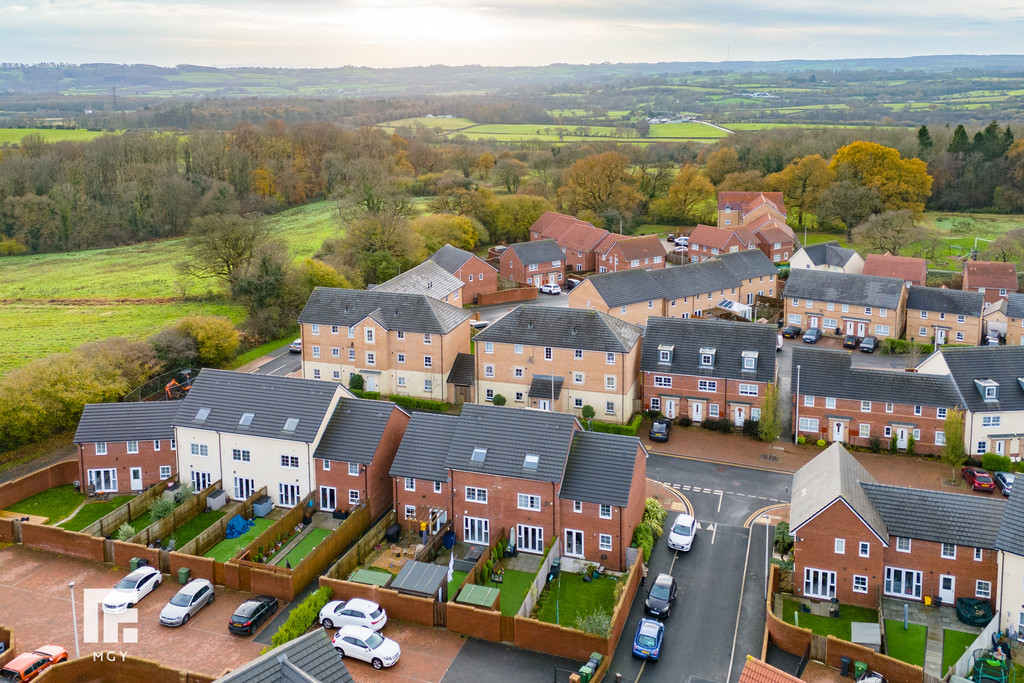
[607,453,792,683]
[250,343,302,376]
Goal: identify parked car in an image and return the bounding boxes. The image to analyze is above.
[0,646,67,682]
[802,328,822,344]
[228,595,278,635]
[649,418,671,443]
[632,618,665,661]
[962,466,996,492]
[644,573,678,618]
[674,236,689,246]
[159,579,215,627]
[469,320,489,330]
[781,325,802,339]
[333,625,401,670]
[102,566,162,614]
[986,330,1002,346]
[859,336,878,353]
[776,334,784,352]
[667,512,696,552]
[673,245,689,254]
[994,471,1015,496]
[288,339,301,353]
[540,283,561,295]
[565,277,583,291]
[843,335,860,349]
[666,234,675,242]
[319,598,387,631]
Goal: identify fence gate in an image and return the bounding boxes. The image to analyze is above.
[809,633,827,661]
[554,667,576,683]
[433,600,446,627]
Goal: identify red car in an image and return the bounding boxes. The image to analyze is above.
[0,645,68,682]
[963,466,996,492]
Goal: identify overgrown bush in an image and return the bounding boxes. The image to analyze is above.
[267,585,333,651]
[575,608,612,637]
[631,523,654,562]
[348,374,365,391]
[890,435,898,453]
[907,434,916,456]
[642,498,667,538]
[742,419,760,438]
[879,337,933,356]
[175,315,240,367]
[148,497,176,522]
[174,483,195,503]
[868,436,882,453]
[982,452,1013,472]
[676,415,693,428]
[349,389,381,400]
[773,521,793,557]
[115,522,136,541]
[590,413,643,436]
[389,395,451,413]
[701,417,734,433]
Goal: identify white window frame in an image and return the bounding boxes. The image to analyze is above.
[126,441,139,454]
[405,477,415,492]
[896,537,911,553]
[941,543,956,559]
[853,575,868,594]
[280,454,299,469]
[159,465,172,479]
[859,542,869,558]
[698,379,717,392]
[654,375,672,388]
[599,534,612,551]
[977,580,992,599]
[599,504,612,519]
[835,538,845,554]
[975,547,984,562]
[517,494,541,511]
[349,490,360,505]
[465,486,488,503]
[88,468,118,492]
[95,442,107,455]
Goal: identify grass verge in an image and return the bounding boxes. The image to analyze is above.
[228,326,300,369]
[58,496,134,531]
[534,573,619,628]
[0,433,74,476]
[884,620,927,666]
[942,629,979,676]
[7,484,85,524]
[780,598,878,640]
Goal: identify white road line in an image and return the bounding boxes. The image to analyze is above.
[725,525,755,683]
[633,660,647,683]
[716,490,723,514]
[267,364,289,375]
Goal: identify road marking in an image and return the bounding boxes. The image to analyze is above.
[716,490,723,514]
[662,483,788,504]
[725,524,754,683]
[744,504,789,528]
[267,364,289,375]
[634,659,646,683]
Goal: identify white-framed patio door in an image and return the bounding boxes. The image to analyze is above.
[564,528,584,557]
[517,524,544,554]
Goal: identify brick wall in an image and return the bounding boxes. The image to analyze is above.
[111,540,160,571]
[476,286,537,306]
[0,460,79,510]
[169,552,217,584]
[643,372,768,426]
[512,616,607,661]
[825,636,923,683]
[906,310,983,347]
[364,408,409,520]
[319,577,435,626]
[249,566,294,601]
[447,602,502,641]
[783,289,906,341]
[394,479,449,533]
[0,623,14,670]
[454,255,499,304]
[0,518,14,543]
[42,655,215,683]
[20,524,104,563]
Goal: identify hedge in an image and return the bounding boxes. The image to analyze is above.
[349,389,382,400]
[879,338,933,356]
[265,585,333,652]
[590,413,643,436]
[389,395,451,412]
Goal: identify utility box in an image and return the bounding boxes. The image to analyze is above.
[840,656,851,677]
[253,495,273,518]
[163,482,179,503]
[207,489,226,512]
[178,567,190,584]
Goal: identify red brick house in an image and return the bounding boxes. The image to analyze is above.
[791,347,961,453]
[427,244,498,305]
[641,317,777,424]
[529,211,578,241]
[687,224,758,263]
[594,234,667,273]
[744,213,796,264]
[390,404,647,571]
[558,221,614,273]
[717,191,787,227]
[964,261,1018,304]
[74,401,180,494]
[791,444,1003,608]
[862,253,928,287]
[500,239,565,288]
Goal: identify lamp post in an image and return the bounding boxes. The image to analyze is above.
[764,514,771,598]
[69,581,80,659]
[794,364,801,445]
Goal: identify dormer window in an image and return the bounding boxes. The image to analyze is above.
[699,347,716,368]
[658,345,674,364]
[975,379,999,401]
[742,350,758,372]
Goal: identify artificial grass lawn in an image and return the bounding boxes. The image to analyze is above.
[166,510,225,548]
[478,569,535,617]
[447,571,468,602]
[534,573,620,628]
[203,517,275,562]
[884,620,927,666]
[781,599,878,640]
[274,527,332,567]
[58,496,133,531]
[942,629,979,676]
[8,485,85,524]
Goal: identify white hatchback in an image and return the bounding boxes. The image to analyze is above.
[102,566,162,613]
[333,625,401,670]
[667,513,696,552]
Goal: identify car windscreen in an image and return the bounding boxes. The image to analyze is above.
[115,577,138,590]
[652,424,667,433]
[170,592,193,607]
[672,522,693,536]
[365,632,384,649]
[649,584,670,600]
[1,670,22,681]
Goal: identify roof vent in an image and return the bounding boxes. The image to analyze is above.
[283,418,299,432]
[571,327,577,336]
[527,322,533,329]
[194,407,211,422]
[523,454,540,470]
[471,447,487,463]
[238,412,254,427]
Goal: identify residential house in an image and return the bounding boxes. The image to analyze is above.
[916,345,1024,459]
[390,403,648,571]
[556,220,614,273]
[964,261,1018,304]
[736,657,803,683]
[791,347,961,453]
[994,492,1024,639]
[427,243,499,305]
[472,306,642,423]
[500,239,565,288]
[906,286,985,347]
[212,629,353,683]
[983,293,1024,345]
[641,317,777,425]
[783,270,907,340]
[789,241,865,274]
[791,443,1004,608]
[596,234,667,273]
[862,253,928,288]
[528,211,579,241]
[74,401,180,494]
[687,224,758,263]
[297,287,472,401]
[717,191,786,227]
[372,259,465,306]
[744,213,796,264]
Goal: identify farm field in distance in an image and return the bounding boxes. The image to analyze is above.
[0,128,113,145]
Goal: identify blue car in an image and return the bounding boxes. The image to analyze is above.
[632,618,664,661]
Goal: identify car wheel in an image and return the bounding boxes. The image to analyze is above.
[208,593,215,604]
[128,603,135,609]
[335,647,344,659]
[323,618,334,629]
[182,613,190,625]
[372,658,384,670]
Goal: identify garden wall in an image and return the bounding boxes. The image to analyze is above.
[512,616,607,661]
[43,655,215,683]
[169,552,217,585]
[826,636,923,683]
[319,577,435,627]
[82,477,178,538]
[20,523,104,562]
[111,539,160,571]
[517,538,560,618]
[606,551,642,656]
[476,286,537,306]
[325,509,396,580]
[0,518,15,543]
[0,623,15,669]
[249,566,294,601]
[128,479,219,547]
[448,602,502,641]
[0,460,78,510]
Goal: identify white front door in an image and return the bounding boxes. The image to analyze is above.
[692,402,703,423]
[809,317,819,329]
[896,427,909,450]
[939,575,955,605]
[747,293,754,305]
[857,322,866,336]
[517,524,545,554]
[365,375,377,391]
[665,400,677,419]
[832,421,845,443]
[996,440,1005,456]
[734,406,745,427]
[129,467,143,491]
[549,273,558,284]
[539,399,551,411]
[846,320,855,335]
[936,329,947,345]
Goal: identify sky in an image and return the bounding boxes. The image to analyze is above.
[2,0,1024,68]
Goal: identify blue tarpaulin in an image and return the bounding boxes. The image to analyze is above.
[225,515,254,539]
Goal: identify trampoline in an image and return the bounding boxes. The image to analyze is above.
[968,649,1015,683]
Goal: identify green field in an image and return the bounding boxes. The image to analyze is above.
[648,122,729,138]
[381,117,477,130]
[0,128,113,145]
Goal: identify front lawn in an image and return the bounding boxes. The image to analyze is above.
[274,528,332,567]
[533,572,620,628]
[166,510,225,548]
[203,517,275,562]
[8,485,85,524]
[780,598,878,640]
[58,496,133,531]
[942,629,979,676]
[885,620,927,666]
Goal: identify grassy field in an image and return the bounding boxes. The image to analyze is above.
[0,128,113,145]
[941,629,978,676]
[381,117,478,130]
[203,517,275,563]
[648,122,729,138]
[274,527,332,567]
[6,485,85,524]
[59,496,134,531]
[885,620,927,666]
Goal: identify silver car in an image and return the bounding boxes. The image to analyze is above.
[159,579,215,626]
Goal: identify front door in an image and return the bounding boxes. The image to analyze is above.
[692,402,703,423]
[539,399,551,411]
[996,440,1005,456]
[857,322,866,336]
[734,406,745,427]
[129,467,143,491]
[939,575,955,605]
[846,320,855,335]
[832,421,845,443]
[549,273,558,284]
[896,427,909,450]
[936,329,947,345]
[665,400,677,419]
[517,524,545,554]
[365,374,377,391]
[809,317,819,329]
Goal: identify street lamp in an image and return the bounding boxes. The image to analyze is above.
[69,581,80,659]
[763,514,771,598]
[794,364,801,445]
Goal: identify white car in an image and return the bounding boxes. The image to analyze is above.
[102,566,162,613]
[673,245,689,253]
[674,236,689,246]
[540,283,561,295]
[667,513,696,552]
[159,578,215,626]
[319,598,387,631]
[333,625,401,670]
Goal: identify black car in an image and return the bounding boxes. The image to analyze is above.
[843,335,860,349]
[859,336,878,353]
[781,325,802,339]
[228,595,278,635]
[644,573,678,618]
[649,418,671,442]
[802,328,822,344]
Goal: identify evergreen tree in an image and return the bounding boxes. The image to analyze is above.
[917,125,933,158]
[948,124,971,155]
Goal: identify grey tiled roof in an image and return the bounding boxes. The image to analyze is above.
[428,244,480,273]
[641,317,776,383]
[995,490,1024,555]
[716,249,779,281]
[172,369,338,443]
[784,269,904,309]
[861,482,1006,548]
[445,404,579,483]
[937,346,1024,413]
[447,352,475,386]
[559,431,643,507]
[507,239,564,265]
[74,401,180,443]
[213,629,354,683]
[389,412,457,481]
[473,306,642,353]
[798,241,859,268]
[372,260,465,300]
[906,286,984,317]
[791,347,962,409]
[1005,292,1024,319]
[650,259,736,299]
[588,268,661,307]
[528,374,564,399]
[298,287,471,334]
[791,443,888,541]
[315,398,402,464]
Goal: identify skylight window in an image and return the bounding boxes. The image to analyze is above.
[283,418,299,433]
[523,454,540,470]
[471,447,487,463]
[238,412,254,426]
[194,407,211,422]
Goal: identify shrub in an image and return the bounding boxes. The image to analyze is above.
[349,389,381,400]
[175,315,240,367]
[348,374,365,391]
[631,523,654,562]
[868,436,882,453]
[174,483,195,503]
[742,419,760,438]
[148,497,176,522]
[591,413,643,436]
[676,415,693,427]
[491,394,506,406]
[773,521,793,557]
[644,409,663,420]
[907,434,916,456]
[267,585,333,651]
[575,608,612,637]
[815,439,826,448]
[389,395,450,413]
[796,436,806,445]
[982,452,1013,472]
[115,522,136,541]
[700,418,734,433]
[890,435,898,453]
[642,498,666,538]
[581,405,596,420]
